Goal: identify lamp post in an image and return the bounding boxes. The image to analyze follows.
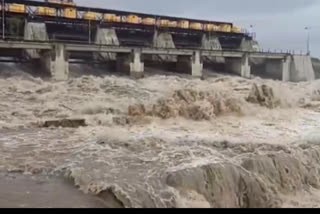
[305,26,311,55]
[249,24,254,39]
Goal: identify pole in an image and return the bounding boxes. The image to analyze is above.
[88,19,91,44]
[2,0,5,39]
[307,27,310,55]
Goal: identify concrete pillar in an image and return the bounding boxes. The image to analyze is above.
[201,34,225,64]
[24,22,49,59]
[225,54,251,78]
[282,56,291,82]
[41,44,69,81]
[201,34,222,50]
[290,55,315,82]
[241,53,251,78]
[116,49,144,78]
[152,30,176,62]
[176,51,203,77]
[239,38,260,52]
[94,28,119,61]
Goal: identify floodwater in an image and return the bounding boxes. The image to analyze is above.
[0,64,320,208]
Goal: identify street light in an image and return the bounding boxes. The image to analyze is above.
[305,26,311,55]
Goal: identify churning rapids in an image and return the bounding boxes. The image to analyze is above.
[1,64,320,208]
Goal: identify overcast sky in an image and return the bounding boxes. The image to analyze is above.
[76,0,320,57]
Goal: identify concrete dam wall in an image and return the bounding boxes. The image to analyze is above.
[311,57,320,79]
[290,56,315,82]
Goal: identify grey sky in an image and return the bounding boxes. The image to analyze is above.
[76,0,320,57]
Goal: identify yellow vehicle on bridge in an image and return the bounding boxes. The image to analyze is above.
[190,22,203,30]
[126,15,141,24]
[83,12,100,21]
[2,0,245,36]
[35,7,56,16]
[7,4,26,13]
[178,20,189,29]
[45,0,77,19]
[232,26,242,33]
[142,18,156,25]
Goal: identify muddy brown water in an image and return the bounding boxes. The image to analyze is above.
[0,172,113,208]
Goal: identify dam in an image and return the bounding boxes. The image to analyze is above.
[0,0,315,82]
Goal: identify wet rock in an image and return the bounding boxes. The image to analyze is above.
[167,163,278,208]
[128,104,146,117]
[246,84,280,108]
[312,90,320,101]
[130,89,243,121]
[113,116,131,126]
[42,119,86,128]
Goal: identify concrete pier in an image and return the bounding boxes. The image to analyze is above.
[116,49,144,78]
[264,56,315,82]
[152,30,176,62]
[41,44,69,81]
[176,51,203,77]
[201,34,222,50]
[282,56,291,82]
[290,55,315,82]
[241,54,251,78]
[239,38,260,52]
[226,54,251,78]
[201,34,224,64]
[24,22,49,59]
[94,28,119,61]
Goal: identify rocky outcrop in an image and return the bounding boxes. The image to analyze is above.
[128,89,242,120]
[246,84,280,108]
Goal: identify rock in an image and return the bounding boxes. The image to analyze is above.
[128,89,242,121]
[246,84,280,108]
[166,163,279,208]
[42,119,86,128]
[128,104,146,117]
[113,116,131,126]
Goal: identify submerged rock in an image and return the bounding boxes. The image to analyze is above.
[42,119,87,128]
[246,84,281,108]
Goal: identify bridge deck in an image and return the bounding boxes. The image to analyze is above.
[0,40,290,59]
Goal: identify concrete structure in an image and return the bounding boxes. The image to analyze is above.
[290,55,315,82]
[152,30,176,62]
[116,49,144,78]
[225,54,251,78]
[239,38,260,52]
[264,59,285,80]
[94,28,119,61]
[201,34,224,64]
[24,22,49,59]
[264,55,315,82]
[0,40,314,82]
[201,34,222,50]
[176,51,203,77]
[282,56,291,82]
[311,57,320,79]
[41,44,69,81]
